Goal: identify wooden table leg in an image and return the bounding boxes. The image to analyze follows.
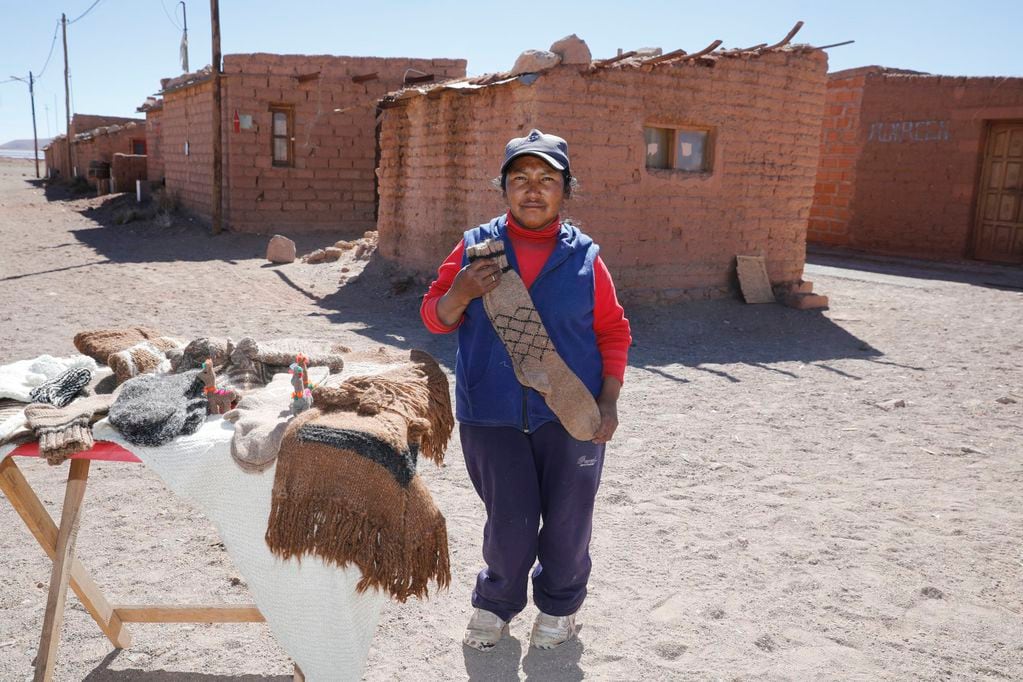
[0,457,131,649]
[33,458,90,682]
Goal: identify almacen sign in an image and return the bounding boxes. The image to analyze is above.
[867,119,951,143]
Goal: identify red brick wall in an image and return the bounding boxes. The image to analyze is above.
[73,123,144,187]
[162,80,217,218]
[145,108,164,182]
[71,114,141,136]
[111,153,148,192]
[159,54,465,233]
[44,137,68,178]
[222,53,465,235]
[810,69,1023,260]
[378,50,828,302]
[807,69,868,245]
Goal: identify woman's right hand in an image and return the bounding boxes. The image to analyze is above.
[435,259,503,326]
[449,258,503,305]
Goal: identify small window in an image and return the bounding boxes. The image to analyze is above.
[130,138,147,155]
[270,105,294,167]
[644,125,712,172]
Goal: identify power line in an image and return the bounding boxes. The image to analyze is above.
[68,0,103,24]
[160,0,183,30]
[35,21,61,80]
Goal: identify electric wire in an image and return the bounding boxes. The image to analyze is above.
[68,0,104,24]
[35,21,61,80]
[160,0,183,30]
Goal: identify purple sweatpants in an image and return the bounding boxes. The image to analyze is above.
[460,421,606,622]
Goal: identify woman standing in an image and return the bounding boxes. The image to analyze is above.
[421,129,631,651]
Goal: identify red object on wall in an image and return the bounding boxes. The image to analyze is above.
[233,110,240,133]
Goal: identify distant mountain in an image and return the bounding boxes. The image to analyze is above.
[0,138,52,150]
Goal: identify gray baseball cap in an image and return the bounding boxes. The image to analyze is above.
[501,129,570,173]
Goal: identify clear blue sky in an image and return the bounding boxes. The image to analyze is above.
[1,0,1021,142]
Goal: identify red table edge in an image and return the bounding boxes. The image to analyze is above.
[7,440,141,463]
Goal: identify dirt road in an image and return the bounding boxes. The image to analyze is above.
[1,157,1021,680]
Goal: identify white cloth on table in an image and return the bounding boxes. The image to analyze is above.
[0,354,98,402]
[2,415,385,681]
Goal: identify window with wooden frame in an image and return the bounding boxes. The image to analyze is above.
[644,125,713,172]
[130,138,147,155]
[270,105,294,167]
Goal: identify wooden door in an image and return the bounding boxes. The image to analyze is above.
[974,122,1023,263]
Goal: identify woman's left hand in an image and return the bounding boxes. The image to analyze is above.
[591,377,622,444]
[591,398,618,444]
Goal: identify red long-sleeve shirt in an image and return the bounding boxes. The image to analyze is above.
[420,213,631,383]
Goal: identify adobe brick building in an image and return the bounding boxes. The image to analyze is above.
[43,114,145,180]
[376,44,829,302]
[157,53,466,234]
[809,67,1023,264]
[137,97,165,184]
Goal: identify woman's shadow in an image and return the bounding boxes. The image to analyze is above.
[462,632,584,681]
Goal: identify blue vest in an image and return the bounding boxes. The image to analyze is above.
[455,215,603,432]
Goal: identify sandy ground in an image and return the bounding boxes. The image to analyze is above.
[0,155,1021,681]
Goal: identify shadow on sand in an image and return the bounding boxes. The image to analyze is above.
[82,650,292,681]
[807,245,1023,291]
[310,258,889,384]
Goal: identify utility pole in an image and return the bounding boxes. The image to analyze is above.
[61,13,74,177]
[210,0,223,233]
[11,72,41,178]
[179,1,189,72]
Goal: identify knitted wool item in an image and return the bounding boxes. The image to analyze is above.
[27,366,92,407]
[108,370,208,446]
[73,327,166,364]
[465,238,601,441]
[25,394,114,465]
[107,337,184,385]
[223,372,295,472]
[265,348,453,601]
[225,337,350,390]
[170,337,235,373]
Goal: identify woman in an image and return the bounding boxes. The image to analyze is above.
[420,129,631,651]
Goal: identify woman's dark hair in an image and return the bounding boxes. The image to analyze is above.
[492,170,578,199]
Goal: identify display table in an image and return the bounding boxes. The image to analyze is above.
[0,443,305,681]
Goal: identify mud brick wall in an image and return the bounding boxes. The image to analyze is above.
[111,153,148,192]
[161,80,218,218]
[378,50,828,302]
[44,137,68,178]
[145,108,164,183]
[807,69,867,246]
[70,114,141,136]
[810,68,1023,260]
[222,53,465,235]
[159,54,465,233]
[74,124,144,187]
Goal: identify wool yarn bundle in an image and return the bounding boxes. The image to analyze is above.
[265,348,453,601]
[465,238,601,441]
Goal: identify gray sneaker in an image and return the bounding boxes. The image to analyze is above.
[463,608,509,651]
[529,611,577,649]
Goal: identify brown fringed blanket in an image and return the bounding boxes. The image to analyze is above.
[265,348,453,601]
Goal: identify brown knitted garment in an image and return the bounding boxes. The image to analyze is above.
[265,349,452,601]
[73,327,166,364]
[465,238,601,441]
[24,394,115,465]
